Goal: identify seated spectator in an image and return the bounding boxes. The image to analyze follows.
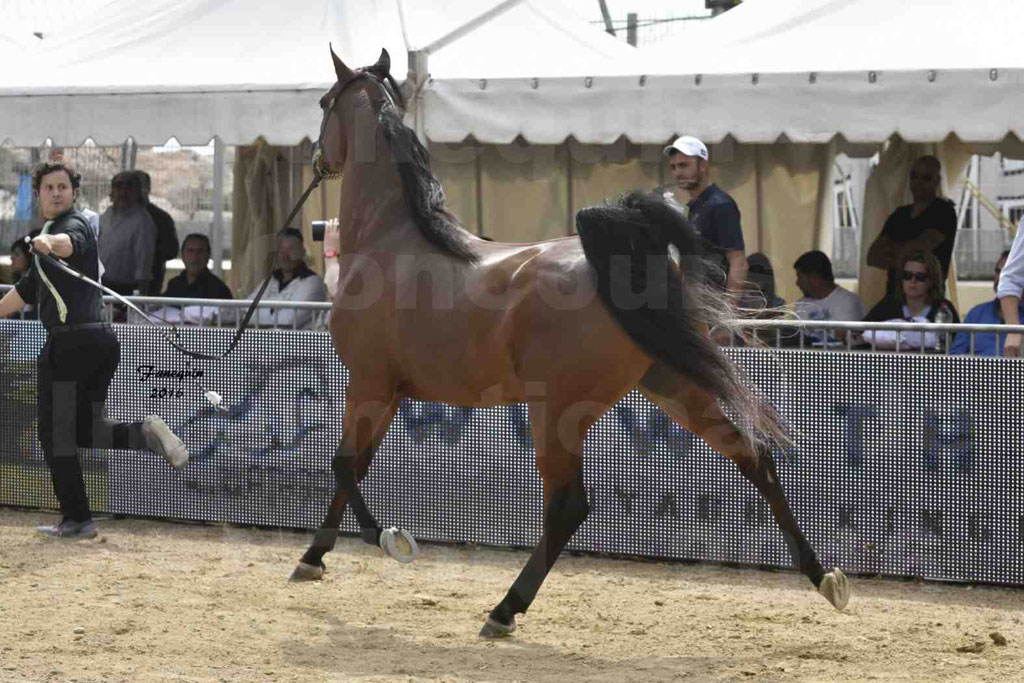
[736,253,789,346]
[136,170,179,295]
[793,250,863,346]
[866,155,958,299]
[10,236,31,280]
[5,236,37,319]
[742,252,785,309]
[246,228,328,330]
[863,250,959,350]
[164,233,233,300]
[951,250,1022,356]
[99,171,157,295]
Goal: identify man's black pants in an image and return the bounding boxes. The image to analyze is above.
[37,324,142,522]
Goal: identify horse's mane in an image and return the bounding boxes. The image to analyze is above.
[377,102,479,263]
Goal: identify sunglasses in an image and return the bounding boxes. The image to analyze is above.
[901,270,929,283]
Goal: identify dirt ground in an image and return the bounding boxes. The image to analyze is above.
[0,508,1022,683]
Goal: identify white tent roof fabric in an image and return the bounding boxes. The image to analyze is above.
[0,0,642,146]
[2,0,1021,146]
[426,0,1024,145]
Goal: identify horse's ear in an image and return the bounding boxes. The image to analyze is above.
[373,48,391,75]
[330,43,355,82]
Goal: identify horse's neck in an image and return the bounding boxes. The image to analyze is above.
[339,145,408,254]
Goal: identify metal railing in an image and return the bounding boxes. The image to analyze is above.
[725,318,1024,357]
[4,284,1024,356]
[0,286,331,331]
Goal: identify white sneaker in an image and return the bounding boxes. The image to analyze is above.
[141,415,189,469]
[36,518,98,540]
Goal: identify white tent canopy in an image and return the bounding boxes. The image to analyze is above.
[427,0,1024,145]
[4,0,1023,147]
[0,0,644,146]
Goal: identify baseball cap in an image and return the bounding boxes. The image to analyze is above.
[663,136,708,161]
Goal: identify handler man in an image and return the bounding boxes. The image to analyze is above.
[0,160,189,539]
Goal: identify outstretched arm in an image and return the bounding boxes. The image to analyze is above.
[31,233,74,258]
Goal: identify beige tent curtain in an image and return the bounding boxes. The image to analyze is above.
[857,136,973,312]
[478,142,570,242]
[230,140,292,296]
[438,140,660,243]
[430,141,482,235]
[568,140,661,223]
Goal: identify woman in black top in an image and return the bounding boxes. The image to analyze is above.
[863,250,958,350]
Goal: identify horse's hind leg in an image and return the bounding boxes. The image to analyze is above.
[480,402,595,637]
[290,393,398,581]
[640,364,849,610]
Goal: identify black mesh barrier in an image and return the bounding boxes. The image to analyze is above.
[2,319,1023,585]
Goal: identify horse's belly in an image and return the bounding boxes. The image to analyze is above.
[400,360,525,407]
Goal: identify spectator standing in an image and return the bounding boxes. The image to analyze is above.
[98,171,157,295]
[664,135,747,294]
[135,170,179,295]
[793,250,864,345]
[163,233,233,300]
[952,250,1023,356]
[246,228,327,330]
[867,155,957,298]
[0,160,188,539]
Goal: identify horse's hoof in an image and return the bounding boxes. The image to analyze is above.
[289,561,324,582]
[479,616,517,638]
[818,568,850,610]
[380,527,419,564]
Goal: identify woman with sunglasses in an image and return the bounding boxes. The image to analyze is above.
[863,250,959,350]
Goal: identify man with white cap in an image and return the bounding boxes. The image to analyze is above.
[664,135,748,294]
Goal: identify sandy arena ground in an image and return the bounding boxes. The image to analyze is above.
[0,508,1021,683]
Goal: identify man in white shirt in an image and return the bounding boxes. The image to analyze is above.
[793,250,864,345]
[998,217,1024,356]
[246,228,328,330]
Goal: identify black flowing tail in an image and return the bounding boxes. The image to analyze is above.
[576,190,788,450]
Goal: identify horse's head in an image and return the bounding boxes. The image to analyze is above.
[312,46,404,180]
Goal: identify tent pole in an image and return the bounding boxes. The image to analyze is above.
[421,0,524,56]
[407,49,430,147]
[598,0,616,35]
[213,135,225,278]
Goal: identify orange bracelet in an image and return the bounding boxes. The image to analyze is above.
[323,250,339,258]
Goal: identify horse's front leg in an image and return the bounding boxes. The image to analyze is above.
[290,393,399,581]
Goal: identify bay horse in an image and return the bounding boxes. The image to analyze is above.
[289,47,850,637]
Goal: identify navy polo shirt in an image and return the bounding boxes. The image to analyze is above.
[687,184,744,283]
